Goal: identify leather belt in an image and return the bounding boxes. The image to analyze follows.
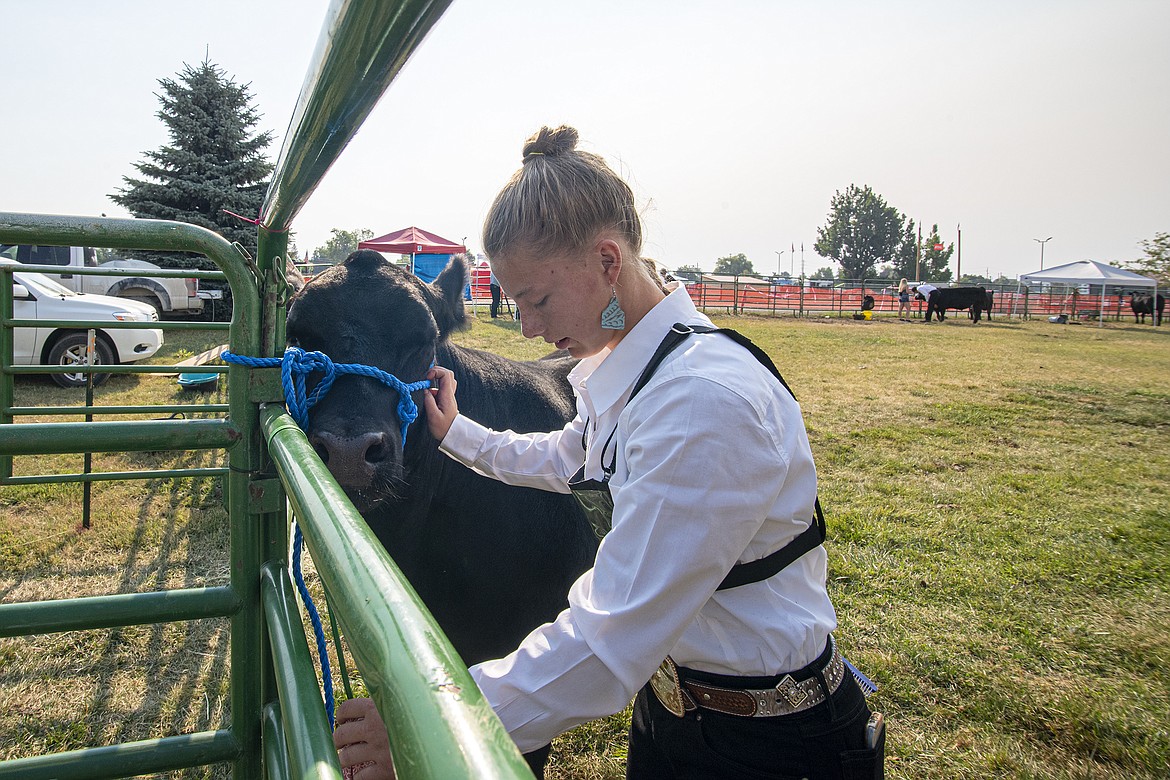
[653,637,845,718]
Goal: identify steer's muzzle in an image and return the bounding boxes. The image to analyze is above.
[309,430,390,489]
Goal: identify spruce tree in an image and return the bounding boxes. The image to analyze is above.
[110,59,274,286]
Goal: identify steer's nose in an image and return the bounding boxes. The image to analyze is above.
[309,430,389,488]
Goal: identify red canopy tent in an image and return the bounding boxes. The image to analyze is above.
[358,226,467,255]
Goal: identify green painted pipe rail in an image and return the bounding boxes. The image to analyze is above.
[0,731,240,780]
[6,404,229,416]
[261,704,293,780]
[261,405,533,780]
[7,263,226,280]
[0,418,238,455]
[1,467,228,486]
[0,586,240,638]
[260,0,454,231]
[261,561,343,780]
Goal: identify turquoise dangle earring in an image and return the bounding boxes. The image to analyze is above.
[600,286,625,329]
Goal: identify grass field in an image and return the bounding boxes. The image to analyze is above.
[2,313,1168,779]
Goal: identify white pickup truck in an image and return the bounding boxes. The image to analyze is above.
[0,244,203,317]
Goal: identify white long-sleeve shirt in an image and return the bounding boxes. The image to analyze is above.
[438,285,836,752]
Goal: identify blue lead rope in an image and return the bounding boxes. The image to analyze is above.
[222,347,432,729]
[292,522,335,726]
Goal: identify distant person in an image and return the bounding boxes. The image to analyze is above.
[489,266,502,318]
[896,277,911,320]
[912,283,939,321]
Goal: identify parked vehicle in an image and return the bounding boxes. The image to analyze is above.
[0,244,203,317]
[3,258,163,387]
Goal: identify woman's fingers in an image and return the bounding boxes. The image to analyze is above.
[334,698,395,779]
[424,366,459,441]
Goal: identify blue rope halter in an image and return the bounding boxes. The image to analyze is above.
[222,346,432,444]
[221,346,433,728]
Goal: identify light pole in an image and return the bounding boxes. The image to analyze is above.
[775,250,785,277]
[1034,236,1053,270]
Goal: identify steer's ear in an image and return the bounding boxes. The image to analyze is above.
[430,255,470,337]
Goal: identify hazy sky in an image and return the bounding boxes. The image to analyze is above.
[3,0,1167,279]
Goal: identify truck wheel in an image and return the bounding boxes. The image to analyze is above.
[122,292,163,318]
[47,333,115,388]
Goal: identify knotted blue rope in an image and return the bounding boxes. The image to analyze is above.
[222,346,433,729]
[222,346,432,445]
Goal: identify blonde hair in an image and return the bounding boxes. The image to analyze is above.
[898,277,909,292]
[483,125,647,281]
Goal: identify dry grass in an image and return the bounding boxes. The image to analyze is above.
[2,313,1168,779]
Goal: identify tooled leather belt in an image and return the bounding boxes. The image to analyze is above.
[679,638,845,718]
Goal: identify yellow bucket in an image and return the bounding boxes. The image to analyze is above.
[862,310,873,320]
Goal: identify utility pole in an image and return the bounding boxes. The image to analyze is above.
[1034,236,1053,270]
[915,222,922,281]
[957,223,962,281]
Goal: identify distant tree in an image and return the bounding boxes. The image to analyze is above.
[894,219,919,280]
[959,273,993,286]
[314,228,375,264]
[713,253,755,276]
[918,224,954,281]
[811,266,836,280]
[111,59,274,271]
[814,184,908,279]
[676,264,702,274]
[1125,231,1170,285]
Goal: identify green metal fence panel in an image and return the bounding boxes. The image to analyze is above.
[261,406,533,780]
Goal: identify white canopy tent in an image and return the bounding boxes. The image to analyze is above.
[1018,260,1159,327]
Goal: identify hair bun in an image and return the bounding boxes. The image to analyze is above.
[522,125,579,162]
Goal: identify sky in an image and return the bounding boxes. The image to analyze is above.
[2,0,1168,280]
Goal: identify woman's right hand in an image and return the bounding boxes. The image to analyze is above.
[424,365,459,442]
[334,698,395,780]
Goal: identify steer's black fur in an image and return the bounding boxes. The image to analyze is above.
[286,250,597,671]
[1128,292,1164,325]
[924,286,988,323]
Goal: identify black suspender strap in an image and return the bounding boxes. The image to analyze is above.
[717,499,826,591]
[636,322,827,591]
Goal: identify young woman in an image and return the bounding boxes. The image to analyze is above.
[334,126,880,779]
[897,277,911,320]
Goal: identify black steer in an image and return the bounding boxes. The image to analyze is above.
[285,250,597,670]
[1129,292,1164,325]
[968,289,995,321]
[924,286,988,323]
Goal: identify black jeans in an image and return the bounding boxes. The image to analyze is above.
[490,283,502,318]
[627,664,881,779]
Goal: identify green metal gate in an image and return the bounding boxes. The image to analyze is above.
[0,2,531,778]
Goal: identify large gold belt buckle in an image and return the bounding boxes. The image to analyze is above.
[649,656,686,717]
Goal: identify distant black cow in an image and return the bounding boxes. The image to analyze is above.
[968,289,995,321]
[923,286,989,323]
[1129,292,1164,325]
[285,250,597,671]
